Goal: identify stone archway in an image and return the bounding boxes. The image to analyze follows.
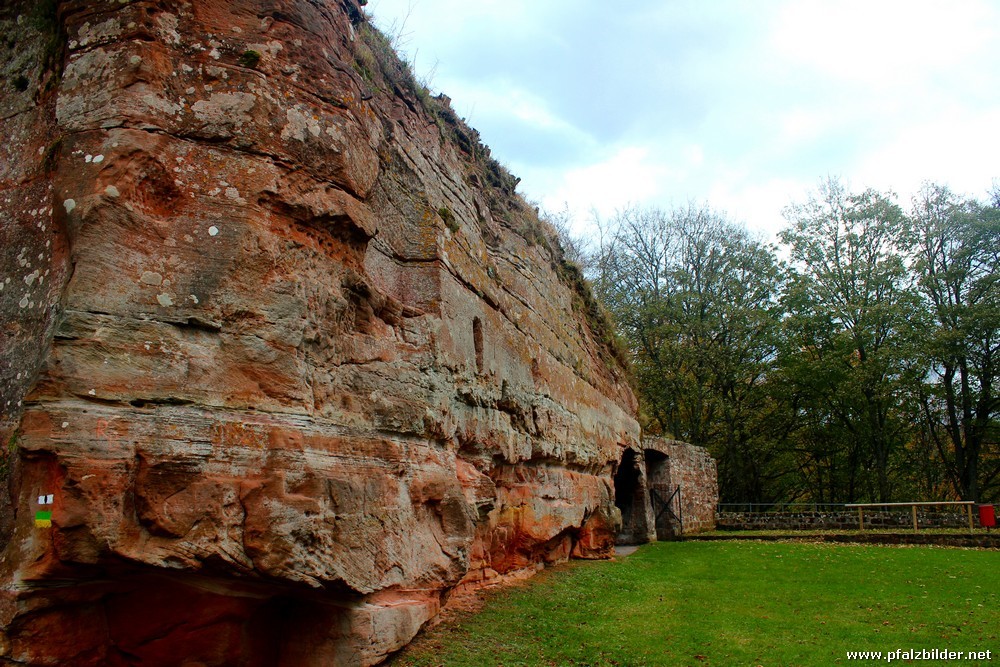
[613,449,652,545]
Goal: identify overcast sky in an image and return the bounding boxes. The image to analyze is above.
[367,0,1000,240]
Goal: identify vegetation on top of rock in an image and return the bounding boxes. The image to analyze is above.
[0,1,641,663]
[438,206,459,232]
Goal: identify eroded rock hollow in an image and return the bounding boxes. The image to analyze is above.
[0,1,639,664]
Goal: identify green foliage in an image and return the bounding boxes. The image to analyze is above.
[779,178,921,502]
[0,429,20,479]
[592,204,787,501]
[906,184,1000,501]
[559,257,629,369]
[355,21,427,105]
[505,209,625,369]
[395,542,1000,666]
[353,17,520,218]
[351,14,619,375]
[351,36,378,83]
[517,215,552,250]
[775,178,999,503]
[590,181,998,504]
[438,206,459,232]
[343,11,999,503]
[238,49,261,69]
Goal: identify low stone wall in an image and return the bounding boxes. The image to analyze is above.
[614,438,718,543]
[717,510,974,531]
[691,533,1000,548]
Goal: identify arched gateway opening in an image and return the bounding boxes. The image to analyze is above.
[613,449,648,545]
[612,440,716,544]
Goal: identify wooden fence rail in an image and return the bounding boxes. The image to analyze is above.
[844,501,976,533]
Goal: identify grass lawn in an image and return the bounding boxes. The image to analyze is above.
[392,541,999,666]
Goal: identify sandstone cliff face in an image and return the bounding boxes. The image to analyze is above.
[0,1,639,664]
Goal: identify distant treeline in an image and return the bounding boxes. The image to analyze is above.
[567,179,999,503]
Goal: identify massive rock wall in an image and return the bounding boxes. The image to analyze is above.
[0,1,639,664]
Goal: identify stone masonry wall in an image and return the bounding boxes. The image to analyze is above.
[615,437,717,542]
[644,437,718,535]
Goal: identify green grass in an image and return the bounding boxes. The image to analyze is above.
[393,542,999,666]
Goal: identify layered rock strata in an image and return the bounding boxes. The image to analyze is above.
[0,1,639,664]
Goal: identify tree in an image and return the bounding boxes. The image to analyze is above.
[908,183,1000,501]
[585,179,997,505]
[779,178,918,502]
[592,204,787,502]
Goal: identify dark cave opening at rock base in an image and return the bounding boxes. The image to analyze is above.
[613,449,645,545]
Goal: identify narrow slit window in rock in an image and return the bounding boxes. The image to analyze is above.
[473,317,484,374]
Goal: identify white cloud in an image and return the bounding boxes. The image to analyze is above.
[707,176,812,240]
[529,146,671,220]
[771,1,995,87]
[368,0,1000,240]
[854,106,1000,202]
[437,79,588,141]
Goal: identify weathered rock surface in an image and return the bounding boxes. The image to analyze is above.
[0,1,639,664]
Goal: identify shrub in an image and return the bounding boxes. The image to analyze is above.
[238,50,261,69]
[439,207,459,232]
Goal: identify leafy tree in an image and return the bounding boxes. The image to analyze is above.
[592,205,787,502]
[582,179,997,505]
[779,178,919,502]
[907,184,1000,501]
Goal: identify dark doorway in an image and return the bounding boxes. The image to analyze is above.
[613,449,648,544]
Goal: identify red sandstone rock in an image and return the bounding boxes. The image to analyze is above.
[0,1,639,664]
